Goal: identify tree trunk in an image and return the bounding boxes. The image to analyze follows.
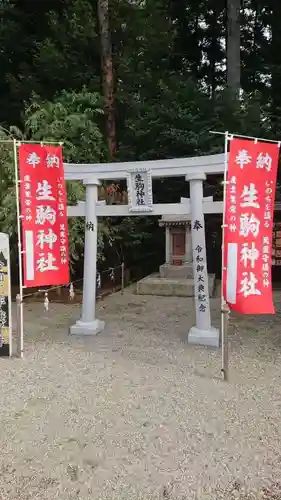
[97,0,116,159]
[270,2,281,135]
[227,0,241,98]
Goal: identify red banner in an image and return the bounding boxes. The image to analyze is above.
[18,144,70,287]
[223,138,280,314]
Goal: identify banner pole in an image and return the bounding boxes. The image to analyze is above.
[121,262,125,294]
[221,131,229,381]
[13,139,24,358]
[222,302,230,381]
[16,294,21,357]
[7,235,13,357]
[209,130,281,144]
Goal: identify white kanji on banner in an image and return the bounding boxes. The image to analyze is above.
[239,272,261,297]
[46,154,60,168]
[240,183,260,208]
[36,253,58,272]
[256,152,272,172]
[239,213,260,238]
[26,152,40,168]
[240,242,259,268]
[36,229,58,250]
[35,206,57,226]
[36,180,55,201]
[235,150,252,169]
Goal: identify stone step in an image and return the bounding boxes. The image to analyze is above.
[159,263,193,279]
[136,273,216,298]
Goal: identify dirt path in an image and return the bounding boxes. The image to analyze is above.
[1,289,281,499]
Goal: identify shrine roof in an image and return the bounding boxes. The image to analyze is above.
[159,215,191,227]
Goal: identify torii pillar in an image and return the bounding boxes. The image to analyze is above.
[185,173,219,347]
[70,178,105,336]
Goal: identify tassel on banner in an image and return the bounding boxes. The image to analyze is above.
[44,292,49,312]
[109,267,115,282]
[69,282,75,300]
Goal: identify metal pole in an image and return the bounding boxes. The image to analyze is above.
[121,262,125,294]
[221,132,229,379]
[13,140,24,358]
[7,237,12,357]
[16,294,21,357]
[0,140,63,145]
[221,303,230,381]
[210,130,281,145]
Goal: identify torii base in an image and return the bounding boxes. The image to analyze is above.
[70,319,105,336]
[188,326,220,348]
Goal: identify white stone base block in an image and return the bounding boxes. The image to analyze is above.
[188,326,220,348]
[70,319,105,336]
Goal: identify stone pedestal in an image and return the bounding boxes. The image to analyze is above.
[188,326,219,348]
[70,319,105,336]
[136,212,216,300]
[136,272,216,297]
[159,262,193,279]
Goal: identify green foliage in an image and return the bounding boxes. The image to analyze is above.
[24,87,105,162]
[0,133,17,237]
[23,88,118,265]
[33,0,100,98]
[118,77,219,162]
[0,89,107,267]
[0,0,100,126]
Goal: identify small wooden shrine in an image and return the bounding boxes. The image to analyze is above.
[158,215,192,266]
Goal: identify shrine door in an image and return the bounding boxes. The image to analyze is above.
[172,231,185,265]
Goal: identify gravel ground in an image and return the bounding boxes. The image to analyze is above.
[1,288,281,500]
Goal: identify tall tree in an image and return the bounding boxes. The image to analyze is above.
[268,1,281,136]
[227,0,241,97]
[98,0,116,159]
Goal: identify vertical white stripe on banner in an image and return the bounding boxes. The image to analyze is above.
[25,230,34,281]
[226,243,238,304]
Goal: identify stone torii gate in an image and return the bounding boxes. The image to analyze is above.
[64,153,226,347]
